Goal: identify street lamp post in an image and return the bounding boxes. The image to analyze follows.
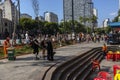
[71,0,75,40]
[16,0,22,43]
[71,0,74,33]
[63,0,65,34]
[12,0,20,46]
[12,5,17,46]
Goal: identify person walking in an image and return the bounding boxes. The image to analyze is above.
[46,35,54,61]
[40,39,46,59]
[3,37,11,58]
[30,38,40,60]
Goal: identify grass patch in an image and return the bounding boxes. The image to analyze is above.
[0,45,33,59]
[15,45,33,56]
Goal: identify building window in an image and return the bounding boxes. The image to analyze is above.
[5,22,7,26]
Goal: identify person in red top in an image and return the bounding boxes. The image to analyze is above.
[3,37,11,58]
[91,59,100,71]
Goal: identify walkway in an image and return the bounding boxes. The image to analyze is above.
[0,41,112,80]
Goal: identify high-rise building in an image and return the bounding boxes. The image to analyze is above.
[0,0,18,22]
[0,0,19,37]
[93,8,97,17]
[38,16,44,22]
[21,13,32,19]
[103,18,110,28]
[63,0,93,22]
[44,11,58,23]
[93,8,98,27]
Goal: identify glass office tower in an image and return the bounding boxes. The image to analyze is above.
[63,0,93,22]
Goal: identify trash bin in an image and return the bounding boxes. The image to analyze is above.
[7,47,16,60]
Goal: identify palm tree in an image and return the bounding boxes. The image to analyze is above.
[112,9,120,22]
[88,15,98,32]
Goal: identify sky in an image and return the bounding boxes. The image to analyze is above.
[12,0,119,27]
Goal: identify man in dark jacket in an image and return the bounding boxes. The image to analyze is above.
[46,35,54,61]
[30,39,39,60]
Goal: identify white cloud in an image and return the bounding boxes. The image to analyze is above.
[109,12,117,16]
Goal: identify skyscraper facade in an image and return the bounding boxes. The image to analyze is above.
[93,8,98,28]
[103,18,110,28]
[0,0,19,22]
[63,0,93,22]
[0,0,19,38]
[44,11,58,23]
[20,13,32,19]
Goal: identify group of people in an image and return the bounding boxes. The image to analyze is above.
[3,33,55,61]
[30,35,54,61]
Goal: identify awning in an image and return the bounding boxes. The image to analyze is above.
[108,22,120,28]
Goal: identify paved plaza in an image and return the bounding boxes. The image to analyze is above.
[0,41,119,80]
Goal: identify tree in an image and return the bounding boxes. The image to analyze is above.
[104,26,112,34]
[74,20,86,33]
[91,15,97,22]
[90,15,98,32]
[94,27,111,35]
[20,18,46,36]
[113,16,118,22]
[65,21,75,33]
[112,9,120,22]
[59,21,72,34]
[59,20,86,34]
[79,16,84,24]
[80,15,97,33]
[20,18,36,30]
[44,22,59,35]
[79,16,89,25]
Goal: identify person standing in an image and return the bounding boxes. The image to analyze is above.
[3,37,11,58]
[102,43,107,57]
[25,31,29,44]
[46,35,54,61]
